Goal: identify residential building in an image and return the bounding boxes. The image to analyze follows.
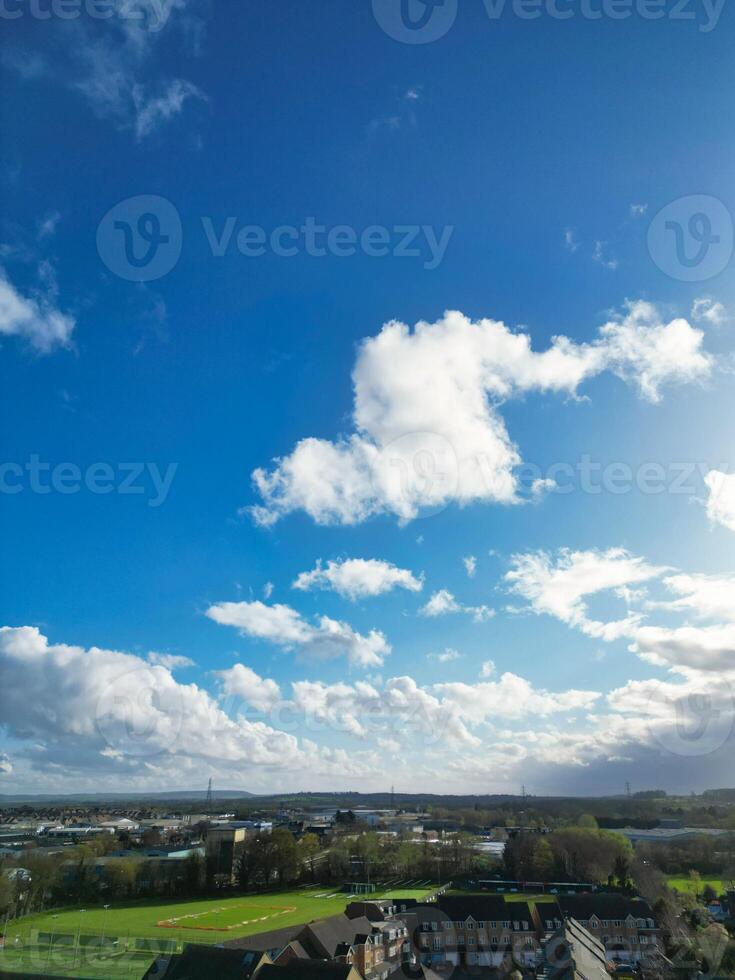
[413,894,542,968]
[543,917,612,980]
[258,959,363,980]
[552,894,662,966]
[226,913,408,980]
[143,945,272,979]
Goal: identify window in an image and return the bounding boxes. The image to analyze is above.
[522,921,529,930]
[513,921,520,931]
[422,923,430,932]
[613,920,622,928]
[466,921,475,929]
[546,920,554,930]
[502,921,510,929]
[478,921,486,929]
[433,937,442,950]
[603,936,610,945]
[640,936,648,944]
[431,922,439,932]
[467,937,475,947]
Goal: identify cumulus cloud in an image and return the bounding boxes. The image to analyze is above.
[286,672,597,748]
[704,470,735,532]
[419,589,494,623]
[463,556,477,578]
[480,659,496,678]
[293,558,423,600]
[506,547,665,640]
[0,626,366,782]
[206,600,390,668]
[0,754,12,775]
[250,304,712,527]
[217,664,282,713]
[0,269,75,353]
[435,673,601,722]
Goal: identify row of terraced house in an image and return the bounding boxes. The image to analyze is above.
[393,892,663,970]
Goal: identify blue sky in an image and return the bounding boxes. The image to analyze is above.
[1,0,735,795]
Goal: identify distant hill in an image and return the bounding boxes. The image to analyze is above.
[0,790,255,803]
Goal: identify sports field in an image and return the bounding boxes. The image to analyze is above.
[666,875,731,897]
[0,882,438,979]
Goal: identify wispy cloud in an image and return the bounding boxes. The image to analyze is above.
[592,239,618,270]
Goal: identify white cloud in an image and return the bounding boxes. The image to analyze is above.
[659,572,735,622]
[0,268,75,353]
[206,600,390,668]
[263,581,274,599]
[563,228,580,252]
[428,648,462,663]
[419,589,494,623]
[0,754,12,775]
[251,305,713,526]
[630,203,648,217]
[435,673,601,722]
[5,1,206,140]
[37,211,60,241]
[463,556,477,578]
[506,547,665,640]
[419,589,460,616]
[630,623,735,672]
[692,297,728,326]
[133,78,205,140]
[480,659,496,678]
[147,652,195,670]
[217,664,282,713]
[0,626,356,777]
[592,240,618,270]
[293,558,423,600]
[704,470,735,532]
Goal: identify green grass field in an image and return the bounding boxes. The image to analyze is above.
[666,876,731,897]
[0,882,439,979]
